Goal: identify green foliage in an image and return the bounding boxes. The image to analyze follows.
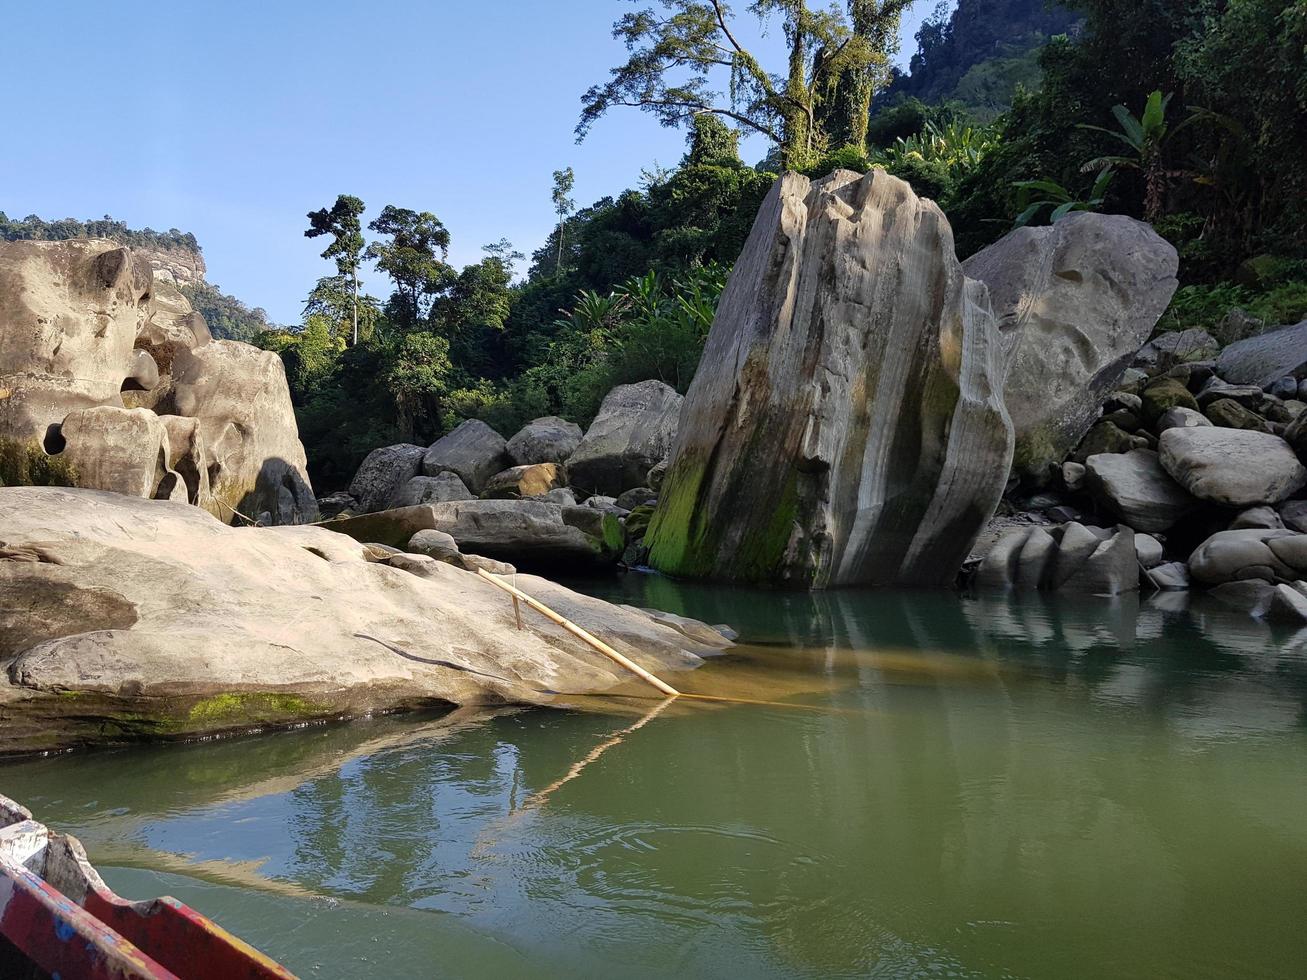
[305,195,367,344]
[1159,275,1307,335]
[0,439,78,488]
[365,206,453,328]
[1012,168,1114,227]
[179,280,272,342]
[0,212,199,253]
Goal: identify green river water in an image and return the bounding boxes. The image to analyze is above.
[3,576,1307,978]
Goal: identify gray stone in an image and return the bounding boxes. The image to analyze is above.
[323,504,450,549]
[566,380,682,496]
[1059,526,1138,596]
[1147,561,1189,590]
[1134,328,1219,373]
[1278,500,1307,533]
[1266,583,1307,625]
[963,211,1177,482]
[1062,461,1086,491]
[646,458,670,492]
[540,487,578,506]
[1085,449,1198,532]
[1207,580,1277,616]
[391,472,474,508]
[347,444,426,514]
[1211,308,1264,347]
[505,416,583,466]
[56,406,179,500]
[1135,533,1164,568]
[1215,319,1307,387]
[1155,407,1212,434]
[1104,391,1143,414]
[1230,506,1284,530]
[648,170,1012,587]
[422,419,510,493]
[407,528,461,562]
[1268,376,1299,400]
[1195,380,1265,408]
[1159,427,1307,507]
[420,498,625,569]
[615,487,657,511]
[1188,529,1301,585]
[481,462,568,499]
[317,491,358,520]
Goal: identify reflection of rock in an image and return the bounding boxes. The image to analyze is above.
[0,238,316,525]
[963,212,1178,482]
[0,487,727,754]
[647,170,1011,588]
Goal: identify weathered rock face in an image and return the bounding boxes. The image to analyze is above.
[505,416,583,466]
[974,521,1138,595]
[348,444,427,514]
[962,212,1178,483]
[646,169,1012,588]
[1158,427,1307,507]
[419,498,625,569]
[0,487,726,754]
[422,419,510,494]
[566,381,682,496]
[1215,320,1307,387]
[1085,449,1198,532]
[391,472,474,508]
[0,238,316,525]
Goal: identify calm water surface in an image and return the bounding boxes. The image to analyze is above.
[4,577,1307,979]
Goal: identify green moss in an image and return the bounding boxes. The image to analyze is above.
[645,452,713,576]
[186,692,318,724]
[0,438,79,488]
[599,513,626,557]
[624,504,655,541]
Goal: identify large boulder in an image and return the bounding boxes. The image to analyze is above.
[0,239,317,525]
[505,416,583,466]
[961,211,1178,482]
[422,419,510,494]
[0,487,727,754]
[481,463,568,499]
[419,499,625,569]
[1188,528,1307,585]
[1215,320,1307,387]
[646,170,1012,588]
[565,381,682,496]
[347,444,427,514]
[1085,449,1198,532]
[391,472,474,508]
[1158,427,1307,507]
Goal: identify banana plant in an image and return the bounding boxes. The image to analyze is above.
[1011,167,1115,228]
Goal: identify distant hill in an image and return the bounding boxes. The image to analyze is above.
[879,0,1081,120]
[0,211,271,342]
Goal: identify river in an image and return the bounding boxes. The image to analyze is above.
[3,576,1306,978]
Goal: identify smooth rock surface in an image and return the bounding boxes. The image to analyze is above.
[1188,528,1303,585]
[962,212,1177,481]
[1159,427,1307,507]
[0,487,727,753]
[1085,450,1198,533]
[422,420,510,494]
[565,381,682,496]
[348,444,426,514]
[1155,407,1212,433]
[391,472,475,508]
[1215,319,1307,387]
[648,170,1012,588]
[505,416,583,466]
[419,499,625,569]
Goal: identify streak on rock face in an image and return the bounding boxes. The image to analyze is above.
[646,169,1013,588]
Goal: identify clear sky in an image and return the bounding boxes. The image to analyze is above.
[3,1,935,323]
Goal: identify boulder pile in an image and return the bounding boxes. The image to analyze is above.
[0,239,317,524]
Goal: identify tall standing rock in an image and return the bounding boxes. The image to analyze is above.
[962,212,1178,483]
[645,169,1013,588]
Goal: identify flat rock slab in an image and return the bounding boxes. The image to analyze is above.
[1159,427,1307,507]
[0,487,727,754]
[1215,319,1307,387]
[1085,449,1198,532]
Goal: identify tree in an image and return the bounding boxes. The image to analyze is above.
[551,168,576,274]
[304,195,366,345]
[577,1,917,171]
[302,276,382,344]
[364,206,453,329]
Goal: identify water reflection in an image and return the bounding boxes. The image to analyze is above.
[1,585,1306,978]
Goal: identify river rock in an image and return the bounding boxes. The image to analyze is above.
[1231,506,1284,530]
[646,458,670,492]
[1207,579,1277,615]
[1196,380,1265,408]
[1156,407,1212,433]
[1085,449,1198,532]
[418,499,624,569]
[317,491,357,519]
[1204,398,1271,432]
[1187,528,1304,585]
[615,487,657,511]
[1159,427,1307,507]
[0,486,726,754]
[1215,319,1307,387]
[1135,533,1164,567]
[505,416,583,466]
[481,462,567,499]
[1265,583,1307,625]
[1148,561,1189,590]
[1268,376,1298,400]
[974,521,1138,595]
[1280,406,1307,460]
[1278,500,1307,533]
[391,472,475,508]
[648,169,1012,588]
[1141,378,1199,425]
[406,528,462,563]
[422,419,510,494]
[1211,308,1263,347]
[565,381,682,496]
[1071,420,1149,463]
[962,212,1177,482]
[1134,328,1219,373]
[347,444,426,514]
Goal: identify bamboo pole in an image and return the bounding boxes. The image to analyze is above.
[476,568,681,697]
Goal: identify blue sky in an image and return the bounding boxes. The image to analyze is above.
[3,1,935,323]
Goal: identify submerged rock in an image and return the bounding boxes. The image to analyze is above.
[962,211,1177,482]
[974,521,1138,595]
[647,169,1012,588]
[0,487,726,754]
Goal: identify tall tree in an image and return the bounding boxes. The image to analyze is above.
[577,1,912,169]
[364,206,453,329]
[551,168,576,274]
[304,195,366,346]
